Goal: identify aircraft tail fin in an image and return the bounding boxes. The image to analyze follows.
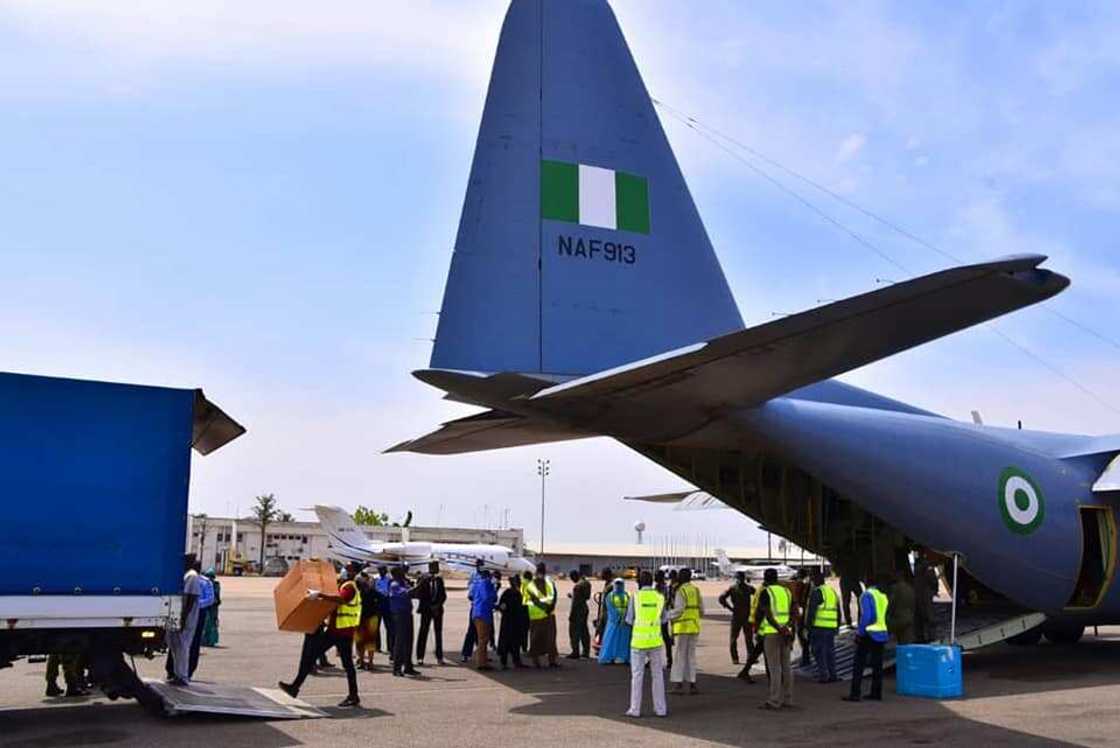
[430,0,742,377]
[714,548,733,575]
[313,505,380,559]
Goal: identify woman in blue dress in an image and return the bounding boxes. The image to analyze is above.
[597,578,632,664]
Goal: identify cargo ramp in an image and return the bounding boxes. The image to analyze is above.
[144,680,326,719]
[791,603,1045,681]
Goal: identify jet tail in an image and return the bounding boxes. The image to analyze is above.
[430,0,742,377]
[714,548,733,575]
[313,505,381,560]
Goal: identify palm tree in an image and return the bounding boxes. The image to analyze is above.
[193,513,209,565]
[251,494,279,568]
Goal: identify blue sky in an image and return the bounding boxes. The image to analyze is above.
[2,1,1117,548]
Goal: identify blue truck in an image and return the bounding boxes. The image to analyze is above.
[0,371,244,705]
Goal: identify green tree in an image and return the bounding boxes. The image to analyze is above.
[353,505,388,526]
[251,494,279,568]
[278,511,295,523]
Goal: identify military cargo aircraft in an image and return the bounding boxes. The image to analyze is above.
[390,0,1119,645]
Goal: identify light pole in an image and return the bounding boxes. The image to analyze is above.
[537,458,550,558]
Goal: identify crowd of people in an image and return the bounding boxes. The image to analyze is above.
[273,558,574,707]
[148,550,936,717]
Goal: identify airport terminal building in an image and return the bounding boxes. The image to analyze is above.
[187,515,525,573]
[536,542,823,578]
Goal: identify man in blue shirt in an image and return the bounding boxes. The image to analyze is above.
[844,575,890,702]
[388,567,420,677]
[470,569,498,670]
[461,558,486,662]
[376,565,394,659]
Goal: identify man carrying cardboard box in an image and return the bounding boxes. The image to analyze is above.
[279,561,364,708]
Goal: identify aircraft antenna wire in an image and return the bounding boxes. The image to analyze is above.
[652,98,1120,415]
[653,98,1120,357]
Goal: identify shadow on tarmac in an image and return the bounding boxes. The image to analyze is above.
[0,704,299,748]
[960,637,1120,697]
[471,649,1085,747]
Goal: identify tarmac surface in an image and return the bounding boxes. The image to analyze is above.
[3,577,1120,747]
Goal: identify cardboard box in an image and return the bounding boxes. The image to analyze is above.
[273,559,340,633]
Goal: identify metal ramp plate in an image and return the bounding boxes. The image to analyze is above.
[145,680,327,719]
[791,602,1043,681]
[790,625,894,682]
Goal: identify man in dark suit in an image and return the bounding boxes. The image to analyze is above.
[416,561,447,665]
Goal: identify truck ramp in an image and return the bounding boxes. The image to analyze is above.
[792,603,1045,681]
[145,680,327,719]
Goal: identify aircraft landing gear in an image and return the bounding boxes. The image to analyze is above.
[1042,624,1085,645]
[1007,627,1044,646]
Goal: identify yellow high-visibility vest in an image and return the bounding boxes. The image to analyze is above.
[757,585,791,636]
[866,587,889,634]
[671,583,702,635]
[631,589,664,650]
[526,578,556,621]
[609,590,629,614]
[812,585,840,630]
[334,581,362,630]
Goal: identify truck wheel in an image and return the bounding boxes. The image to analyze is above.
[1043,625,1084,645]
[1007,627,1043,646]
[89,649,163,713]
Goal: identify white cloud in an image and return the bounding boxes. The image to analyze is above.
[0,1,508,96]
[836,133,868,164]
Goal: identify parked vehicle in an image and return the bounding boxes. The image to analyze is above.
[0,372,244,705]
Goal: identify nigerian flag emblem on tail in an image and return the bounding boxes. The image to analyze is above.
[540,159,650,234]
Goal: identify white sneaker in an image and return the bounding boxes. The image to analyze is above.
[624,710,641,718]
[655,712,668,718]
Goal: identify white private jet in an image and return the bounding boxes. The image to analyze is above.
[715,548,796,582]
[314,505,535,575]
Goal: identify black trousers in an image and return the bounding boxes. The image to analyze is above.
[740,631,768,677]
[498,619,524,667]
[392,611,414,673]
[730,617,752,662]
[188,613,205,677]
[798,621,812,665]
[461,610,477,659]
[568,606,590,657]
[849,637,885,699]
[293,630,358,699]
[382,611,395,655]
[417,607,444,662]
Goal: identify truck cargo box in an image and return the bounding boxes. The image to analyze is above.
[0,372,245,599]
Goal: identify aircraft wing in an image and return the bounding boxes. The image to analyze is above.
[528,255,1068,409]
[624,491,729,511]
[623,491,695,503]
[385,409,590,455]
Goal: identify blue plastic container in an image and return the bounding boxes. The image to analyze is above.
[895,644,963,699]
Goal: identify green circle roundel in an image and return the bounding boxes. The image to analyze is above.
[998,467,1045,535]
